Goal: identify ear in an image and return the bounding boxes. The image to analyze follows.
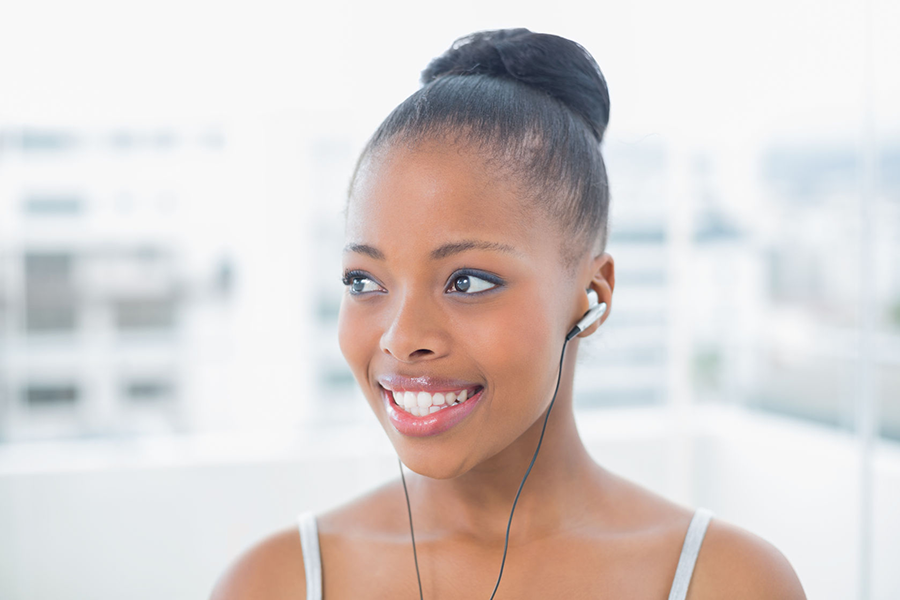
[576,252,614,338]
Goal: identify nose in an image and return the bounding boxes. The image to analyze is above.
[380,292,449,363]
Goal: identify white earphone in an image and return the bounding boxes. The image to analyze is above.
[566,288,608,341]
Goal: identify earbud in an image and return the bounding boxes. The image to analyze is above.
[566,288,607,341]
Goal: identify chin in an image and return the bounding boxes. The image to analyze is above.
[393,443,471,480]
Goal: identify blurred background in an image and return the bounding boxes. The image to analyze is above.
[0,0,898,598]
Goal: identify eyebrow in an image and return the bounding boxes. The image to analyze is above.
[343,240,521,261]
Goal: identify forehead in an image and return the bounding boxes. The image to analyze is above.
[346,139,549,254]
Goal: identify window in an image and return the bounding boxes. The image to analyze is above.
[114,297,176,331]
[22,194,83,216]
[24,253,77,333]
[123,378,174,403]
[24,384,79,407]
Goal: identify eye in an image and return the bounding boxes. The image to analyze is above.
[446,270,502,295]
[341,270,384,295]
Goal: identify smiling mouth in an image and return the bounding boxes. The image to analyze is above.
[384,385,484,417]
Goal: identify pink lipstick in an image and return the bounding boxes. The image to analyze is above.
[381,384,485,437]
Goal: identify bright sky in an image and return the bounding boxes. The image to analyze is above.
[1,0,897,144]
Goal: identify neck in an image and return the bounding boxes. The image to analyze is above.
[406,340,604,543]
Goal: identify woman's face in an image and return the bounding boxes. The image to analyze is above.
[339,137,588,478]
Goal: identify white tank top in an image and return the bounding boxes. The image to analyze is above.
[297,507,714,600]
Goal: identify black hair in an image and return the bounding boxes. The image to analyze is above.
[350,28,611,272]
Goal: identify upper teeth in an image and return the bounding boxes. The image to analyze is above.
[390,388,474,417]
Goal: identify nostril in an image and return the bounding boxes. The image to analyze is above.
[381,347,434,361]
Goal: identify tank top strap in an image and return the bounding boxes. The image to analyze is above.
[666,507,714,600]
[297,511,323,600]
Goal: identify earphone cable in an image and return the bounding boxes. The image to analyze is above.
[487,335,569,600]
[398,335,570,600]
[399,457,425,600]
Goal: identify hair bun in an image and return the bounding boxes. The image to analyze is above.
[421,28,610,143]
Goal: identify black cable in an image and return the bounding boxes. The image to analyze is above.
[487,335,569,599]
[398,335,571,600]
[399,457,425,600]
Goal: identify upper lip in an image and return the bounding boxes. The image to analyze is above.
[377,374,483,393]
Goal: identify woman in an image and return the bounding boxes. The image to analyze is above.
[213,29,806,599]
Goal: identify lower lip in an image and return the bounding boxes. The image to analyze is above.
[382,386,485,437]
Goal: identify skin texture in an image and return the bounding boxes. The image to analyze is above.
[211,136,807,600]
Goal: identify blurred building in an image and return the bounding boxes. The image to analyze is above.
[754,141,900,438]
[308,137,368,422]
[0,126,236,441]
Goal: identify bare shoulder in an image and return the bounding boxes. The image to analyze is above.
[209,525,306,600]
[316,477,406,535]
[597,468,805,598]
[209,479,402,600]
[688,516,806,600]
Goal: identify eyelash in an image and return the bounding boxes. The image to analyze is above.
[341,269,504,297]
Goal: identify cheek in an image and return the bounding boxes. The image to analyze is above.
[462,294,557,418]
[337,298,378,385]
